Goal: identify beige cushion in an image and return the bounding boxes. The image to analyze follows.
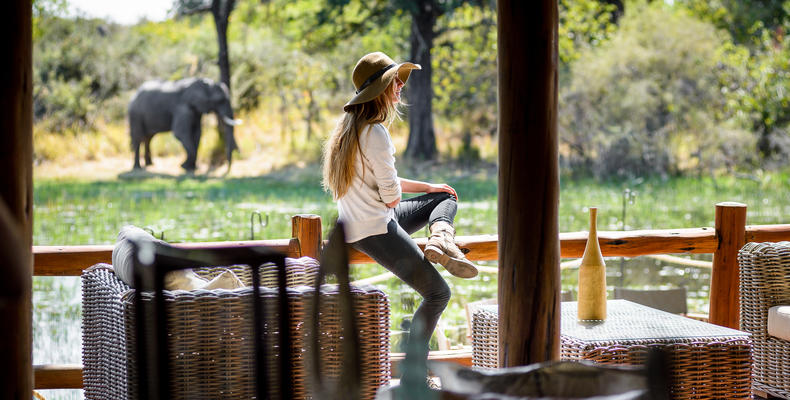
[165,268,244,291]
[202,269,244,290]
[768,305,790,341]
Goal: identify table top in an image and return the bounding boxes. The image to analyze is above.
[560,300,749,343]
[479,299,749,343]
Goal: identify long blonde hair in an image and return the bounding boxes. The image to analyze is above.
[323,82,401,200]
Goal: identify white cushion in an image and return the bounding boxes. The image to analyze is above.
[768,305,790,341]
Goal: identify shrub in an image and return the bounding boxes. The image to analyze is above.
[560,3,755,178]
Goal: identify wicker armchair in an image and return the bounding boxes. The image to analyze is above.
[82,257,391,400]
[739,241,790,399]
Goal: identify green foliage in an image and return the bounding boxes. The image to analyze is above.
[560,3,756,178]
[432,3,496,159]
[33,11,220,135]
[559,0,617,69]
[264,0,410,57]
[35,73,96,132]
[433,0,618,159]
[675,0,790,44]
[672,0,790,167]
[30,0,790,174]
[34,16,129,131]
[32,0,67,39]
[717,29,790,164]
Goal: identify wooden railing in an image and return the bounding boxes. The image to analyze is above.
[32,204,790,390]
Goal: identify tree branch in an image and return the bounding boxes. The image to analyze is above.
[175,0,212,17]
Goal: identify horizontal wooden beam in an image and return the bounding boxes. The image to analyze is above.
[347,235,500,264]
[34,364,82,389]
[747,224,790,243]
[390,349,473,377]
[560,227,719,258]
[349,228,720,264]
[34,245,112,276]
[32,350,475,390]
[31,225,790,275]
[33,239,300,276]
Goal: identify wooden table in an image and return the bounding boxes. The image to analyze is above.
[472,300,752,399]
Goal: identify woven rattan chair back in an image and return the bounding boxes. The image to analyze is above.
[308,222,362,400]
[127,240,292,400]
[82,257,391,400]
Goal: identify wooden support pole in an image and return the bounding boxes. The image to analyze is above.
[0,1,33,398]
[497,0,560,367]
[710,202,747,328]
[292,214,323,260]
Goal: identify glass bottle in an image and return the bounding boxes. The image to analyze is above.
[578,207,607,320]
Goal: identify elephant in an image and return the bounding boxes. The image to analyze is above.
[128,77,240,173]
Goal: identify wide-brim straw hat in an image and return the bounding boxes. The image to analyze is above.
[344,52,421,112]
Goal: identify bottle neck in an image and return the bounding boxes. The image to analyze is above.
[589,208,598,236]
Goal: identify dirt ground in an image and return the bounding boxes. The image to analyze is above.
[33,151,302,180]
[35,153,498,182]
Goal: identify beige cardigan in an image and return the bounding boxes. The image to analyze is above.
[337,123,401,242]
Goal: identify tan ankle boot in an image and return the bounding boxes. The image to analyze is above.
[424,221,478,278]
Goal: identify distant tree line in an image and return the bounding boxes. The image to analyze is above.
[32,0,790,178]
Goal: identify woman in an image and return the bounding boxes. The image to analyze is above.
[322,52,478,366]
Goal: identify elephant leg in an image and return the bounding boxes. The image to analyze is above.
[132,137,142,170]
[144,137,153,166]
[129,113,147,170]
[173,114,198,172]
[177,137,197,172]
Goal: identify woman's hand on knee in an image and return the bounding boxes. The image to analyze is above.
[386,197,401,208]
[427,183,458,201]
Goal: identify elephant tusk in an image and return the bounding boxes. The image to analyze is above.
[222,116,242,126]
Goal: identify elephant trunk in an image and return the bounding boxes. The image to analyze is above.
[217,110,240,170]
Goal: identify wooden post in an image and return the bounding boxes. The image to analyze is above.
[0,1,33,398]
[710,202,747,328]
[292,214,322,260]
[497,0,561,367]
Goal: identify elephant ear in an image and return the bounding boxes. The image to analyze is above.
[213,81,230,100]
[182,79,214,113]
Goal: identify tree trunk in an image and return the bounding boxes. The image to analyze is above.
[210,0,235,167]
[0,1,33,396]
[305,89,316,141]
[405,1,438,160]
[497,0,561,367]
[211,0,234,93]
[757,123,777,160]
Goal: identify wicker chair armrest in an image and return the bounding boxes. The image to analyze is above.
[85,262,131,285]
[81,263,133,400]
[740,242,790,338]
[740,242,790,305]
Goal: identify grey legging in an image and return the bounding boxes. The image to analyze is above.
[351,192,457,366]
